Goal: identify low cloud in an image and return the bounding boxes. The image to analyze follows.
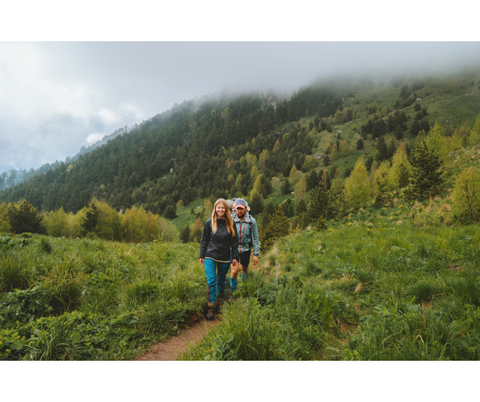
[1,42,480,174]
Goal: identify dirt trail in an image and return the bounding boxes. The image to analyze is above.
[134,317,220,361]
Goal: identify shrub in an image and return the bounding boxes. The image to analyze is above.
[0,254,30,292]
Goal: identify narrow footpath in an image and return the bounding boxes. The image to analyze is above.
[134,317,220,361]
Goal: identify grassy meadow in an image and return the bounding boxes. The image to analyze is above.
[182,212,480,360]
[2,196,479,360]
[0,236,205,360]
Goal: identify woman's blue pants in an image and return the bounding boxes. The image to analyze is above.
[204,259,230,303]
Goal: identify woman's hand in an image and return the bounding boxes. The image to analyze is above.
[199,258,204,264]
[231,261,239,277]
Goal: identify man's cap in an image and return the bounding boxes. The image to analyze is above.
[235,198,247,208]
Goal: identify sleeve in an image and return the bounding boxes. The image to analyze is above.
[231,221,239,262]
[252,217,260,256]
[199,219,211,259]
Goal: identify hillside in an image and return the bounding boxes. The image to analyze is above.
[1,69,480,238]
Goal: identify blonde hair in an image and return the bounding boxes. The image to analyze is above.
[211,198,235,236]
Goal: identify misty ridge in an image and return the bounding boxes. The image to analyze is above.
[2,61,478,191]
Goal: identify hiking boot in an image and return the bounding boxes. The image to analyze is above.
[206,302,216,321]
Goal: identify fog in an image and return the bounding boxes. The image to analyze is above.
[1,41,480,175]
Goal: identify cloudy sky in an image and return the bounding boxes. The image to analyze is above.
[1,4,479,175]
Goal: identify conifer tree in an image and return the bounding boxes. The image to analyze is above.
[249,190,264,214]
[398,163,410,188]
[281,177,291,195]
[179,225,191,243]
[6,200,45,234]
[405,140,444,200]
[307,170,318,190]
[296,198,307,215]
[259,208,289,250]
[307,183,329,222]
[81,202,100,233]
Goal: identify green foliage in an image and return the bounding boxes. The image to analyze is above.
[281,177,291,195]
[405,140,445,200]
[179,225,191,243]
[249,190,264,214]
[259,209,289,250]
[307,183,329,223]
[0,253,31,292]
[81,202,100,234]
[451,167,480,222]
[163,205,177,220]
[6,201,44,234]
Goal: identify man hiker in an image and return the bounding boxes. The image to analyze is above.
[230,198,259,297]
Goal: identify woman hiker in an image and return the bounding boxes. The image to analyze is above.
[199,198,239,320]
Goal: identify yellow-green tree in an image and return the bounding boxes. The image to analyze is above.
[426,120,448,161]
[157,217,178,242]
[259,149,269,171]
[388,145,411,188]
[294,179,306,203]
[451,167,480,221]
[202,199,213,221]
[93,199,122,240]
[289,165,300,184]
[190,216,203,243]
[469,112,480,146]
[0,202,11,232]
[330,169,343,194]
[444,129,463,155]
[302,155,317,171]
[344,157,372,209]
[334,111,344,124]
[44,207,69,237]
[252,175,266,197]
[122,206,145,242]
[176,199,184,215]
[250,166,260,185]
[246,152,258,168]
[329,143,338,160]
[373,162,391,197]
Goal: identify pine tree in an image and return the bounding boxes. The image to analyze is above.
[398,163,410,188]
[249,190,264,214]
[307,183,329,222]
[296,198,307,215]
[307,170,318,190]
[164,205,177,220]
[179,225,191,243]
[6,200,45,234]
[81,202,100,233]
[405,140,444,200]
[259,208,289,250]
[373,172,389,209]
[281,177,291,195]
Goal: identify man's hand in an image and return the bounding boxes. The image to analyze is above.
[199,258,204,264]
[253,256,258,265]
[231,259,238,271]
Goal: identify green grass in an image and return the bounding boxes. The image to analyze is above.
[181,218,480,361]
[0,236,204,360]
